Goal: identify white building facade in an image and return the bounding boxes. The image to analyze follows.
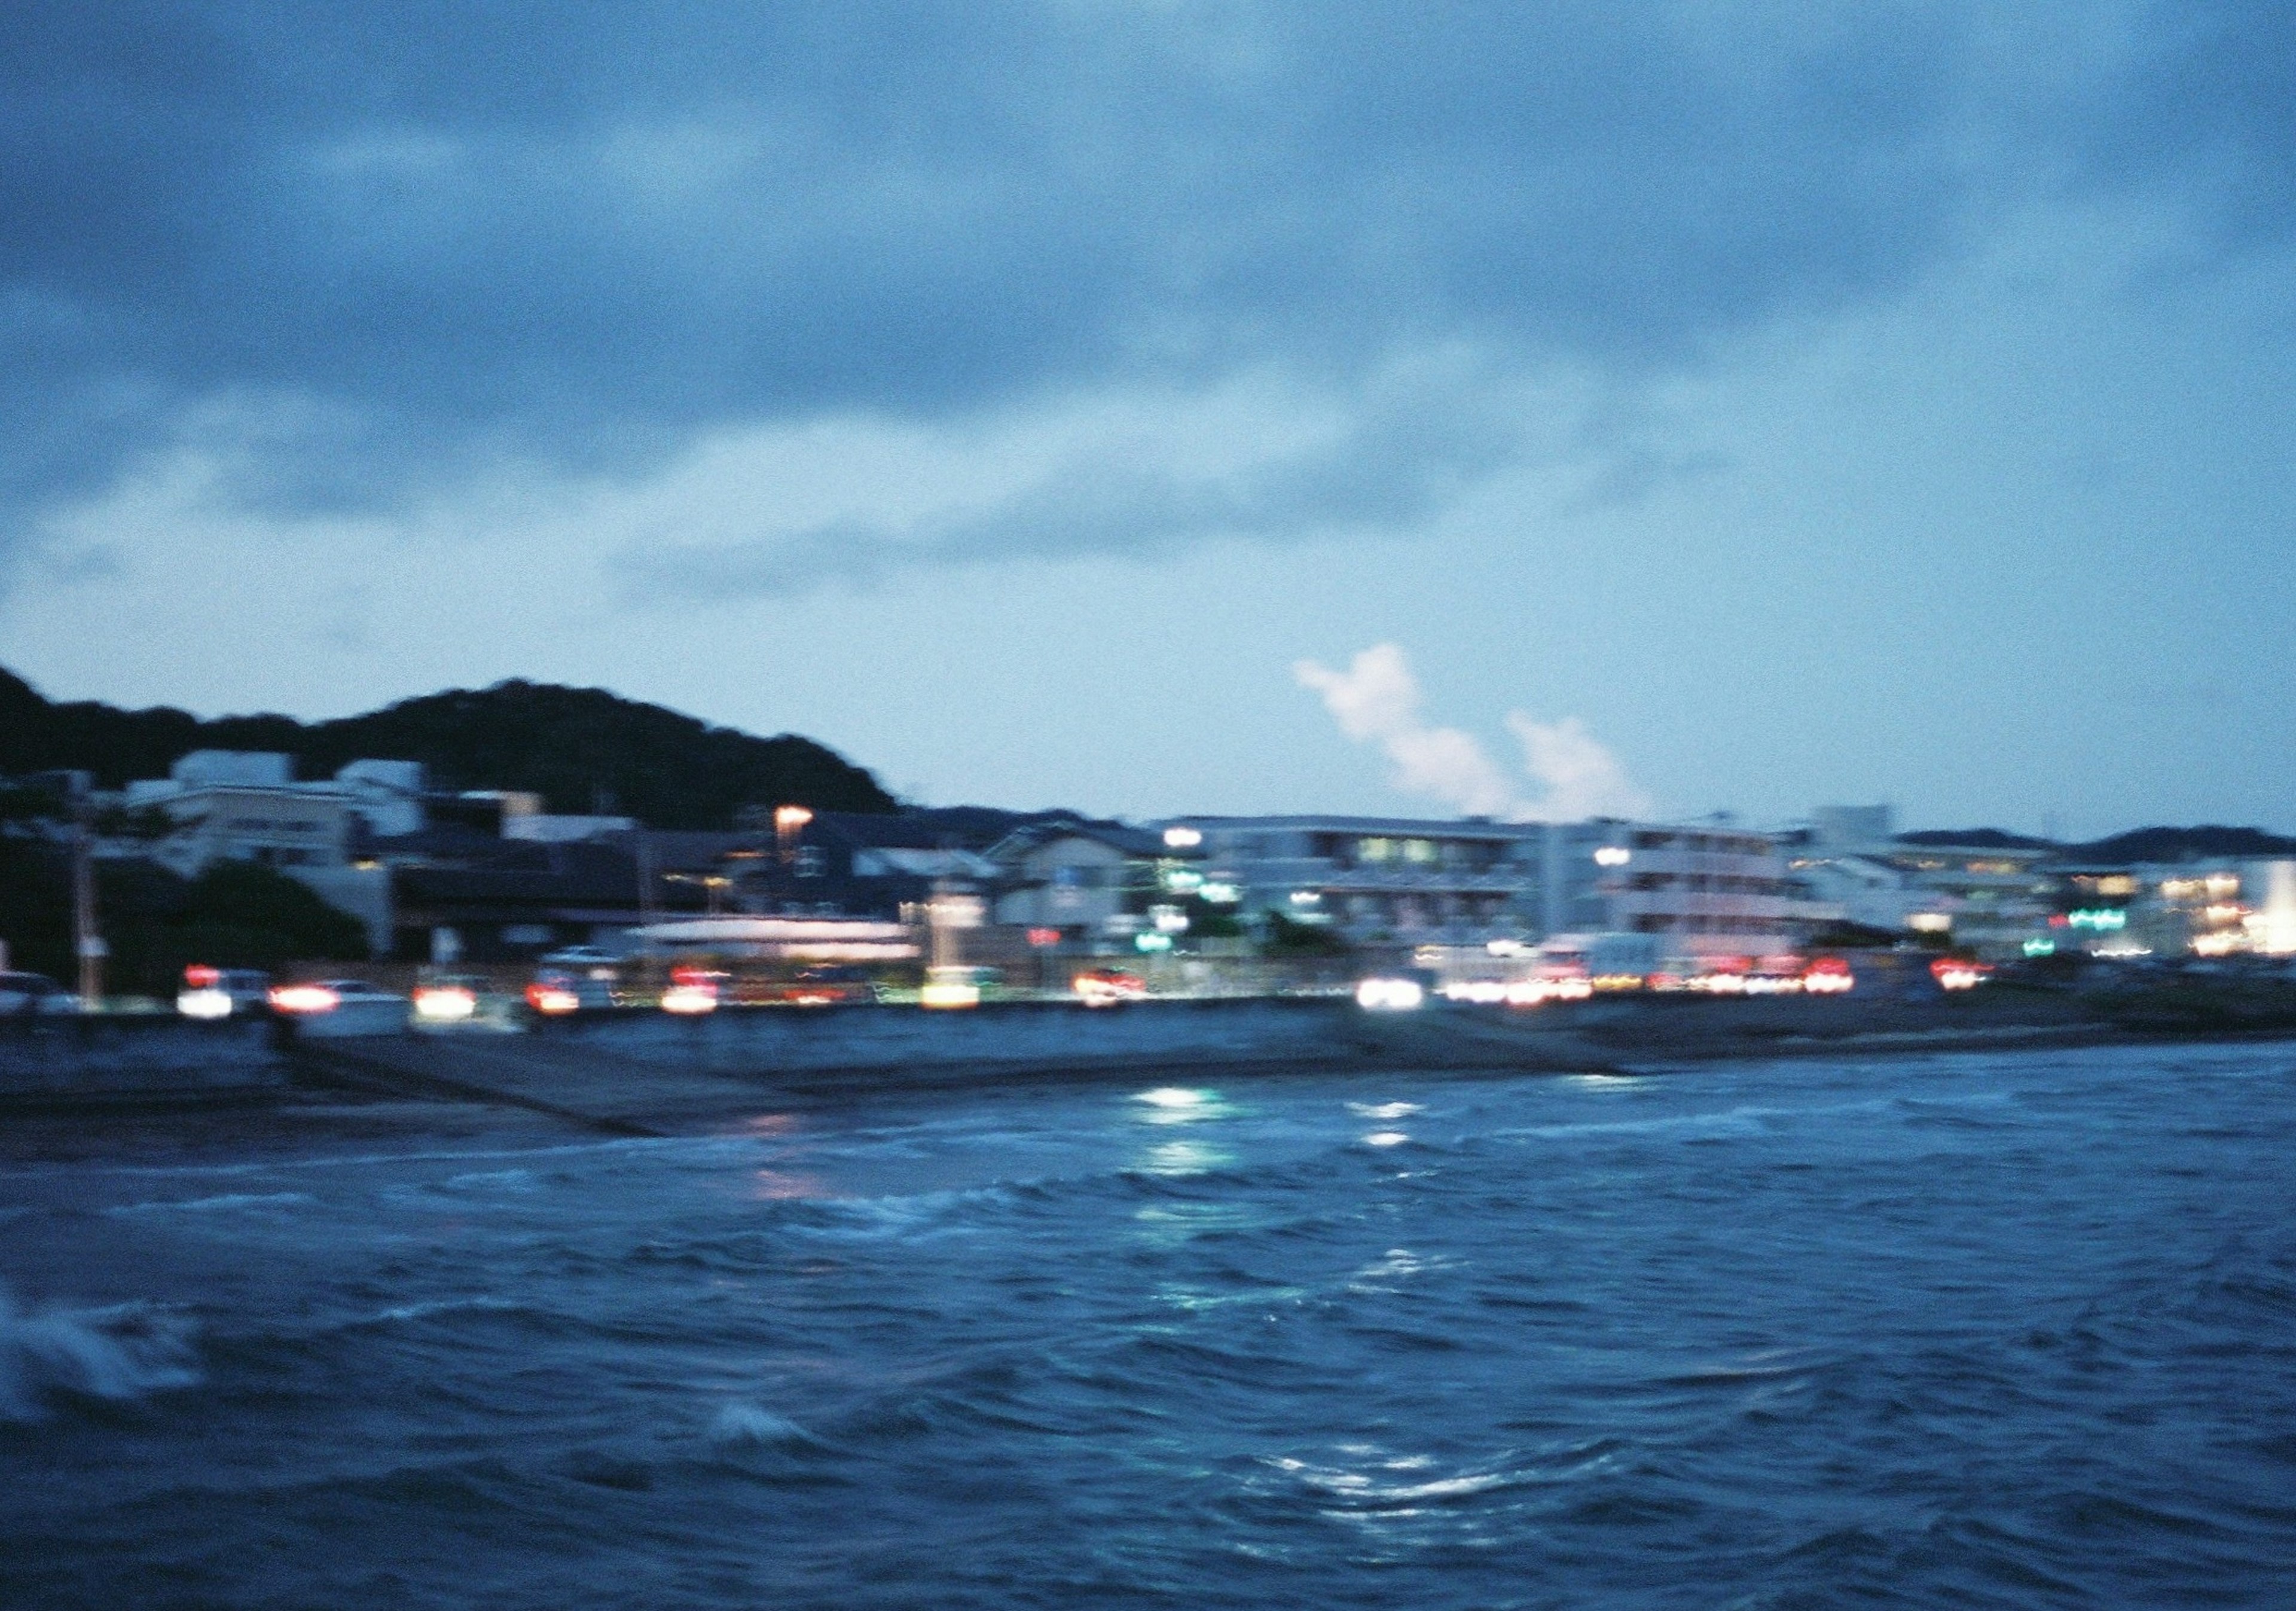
[1158,814,1824,959]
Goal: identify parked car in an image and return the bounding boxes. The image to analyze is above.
[1071,968,1147,1007]
[526,968,615,1015]
[412,975,486,1024]
[178,965,272,1020]
[732,966,880,1007]
[268,978,405,1017]
[541,946,624,968]
[0,972,78,1017]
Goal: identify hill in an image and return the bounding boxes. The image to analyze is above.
[1894,824,2296,862]
[0,667,897,830]
[2062,825,2296,865]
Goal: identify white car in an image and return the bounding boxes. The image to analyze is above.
[541,945,624,967]
[0,972,80,1016]
[268,978,407,1016]
[178,966,273,1020]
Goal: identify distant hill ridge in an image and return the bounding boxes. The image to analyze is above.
[0,667,897,831]
[1898,825,2296,862]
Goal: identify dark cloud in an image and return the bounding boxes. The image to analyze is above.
[2083,1,2296,243]
[616,362,1526,595]
[0,1,2283,567]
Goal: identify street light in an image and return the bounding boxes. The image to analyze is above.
[774,804,814,865]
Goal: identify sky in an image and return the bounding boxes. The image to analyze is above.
[2,1,2292,835]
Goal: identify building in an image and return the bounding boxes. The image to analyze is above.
[124,751,410,954]
[729,811,1002,923]
[989,820,1195,947]
[1790,807,2054,959]
[1582,820,1821,961]
[1155,814,1819,960]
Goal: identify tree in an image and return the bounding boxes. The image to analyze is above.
[1262,910,1351,956]
[0,849,367,994]
[0,665,899,828]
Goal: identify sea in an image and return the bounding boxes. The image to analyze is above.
[2,1040,2294,1609]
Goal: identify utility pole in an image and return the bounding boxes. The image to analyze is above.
[71,778,105,1009]
[635,831,660,990]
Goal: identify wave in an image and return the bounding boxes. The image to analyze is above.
[0,1286,201,1422]
[108,1191,315,1216]
[708,1401,822,1450]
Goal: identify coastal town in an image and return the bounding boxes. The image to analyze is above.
[5,732,2293,1026]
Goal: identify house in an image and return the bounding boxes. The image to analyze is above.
[990,820,1194,948]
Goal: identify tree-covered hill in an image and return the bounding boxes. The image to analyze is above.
[0,667,897,829]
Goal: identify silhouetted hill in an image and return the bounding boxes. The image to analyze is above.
[1893,823,2296,863]
[1895,828,2058,849]
[2062,826,2296,864]
[0,667,897,829]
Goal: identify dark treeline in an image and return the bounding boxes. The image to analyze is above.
[0,668,897,829]
[0,849,368,992]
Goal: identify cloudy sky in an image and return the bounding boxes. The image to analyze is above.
[3,1,2291,833]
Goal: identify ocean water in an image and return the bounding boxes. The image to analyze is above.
[3,1041,2294,1609]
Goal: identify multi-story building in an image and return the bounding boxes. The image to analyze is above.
[1155,814,1819,960]
[1583,821,1819,961]
[1153,816,1539,950]
[1790,806,2054,960]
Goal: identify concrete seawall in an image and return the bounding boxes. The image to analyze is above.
[8,981,2294,1130]
[0,1016,284,1106]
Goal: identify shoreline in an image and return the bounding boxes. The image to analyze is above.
[4,984,2293,1165]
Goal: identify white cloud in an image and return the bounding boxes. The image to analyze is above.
[1504,712,1655,821]
[1294,642,1653,822]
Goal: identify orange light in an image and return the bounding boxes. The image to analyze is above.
[268,983,341,1015]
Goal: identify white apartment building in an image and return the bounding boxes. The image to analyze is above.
[1155,816,1540,948]
[1158,814,1825,959]
[1588,822,1819,959]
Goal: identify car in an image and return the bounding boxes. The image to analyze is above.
[178,965,273,1020]
[526,968,614,1015]
[268,978,405,1016]
[0,971,78,1017]
[732,966,880,1007]
[411,974,487,1024]
[1071,968,1147,1007]
[540,945,624,968]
